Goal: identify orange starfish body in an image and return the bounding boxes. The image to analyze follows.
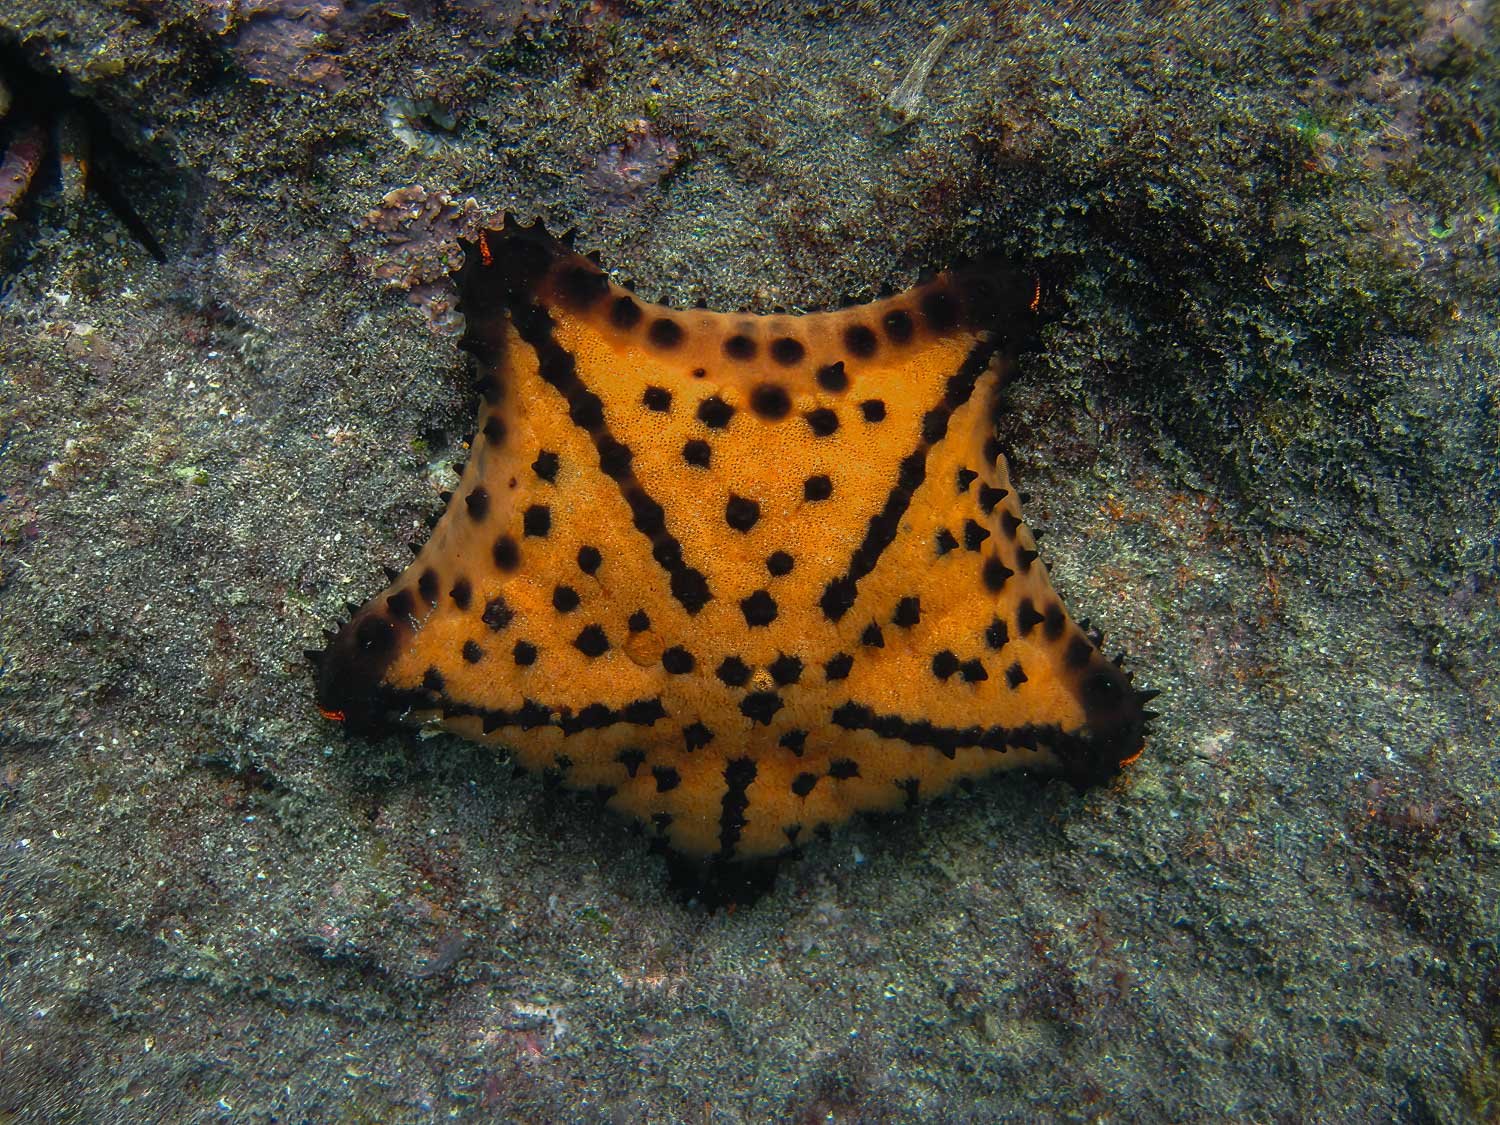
[316,219,1152,861]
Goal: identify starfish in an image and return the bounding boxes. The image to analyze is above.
[315,218,1154,864]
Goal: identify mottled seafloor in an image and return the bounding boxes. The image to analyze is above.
[1,1,1496,1121]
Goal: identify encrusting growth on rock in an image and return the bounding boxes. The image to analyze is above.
[315,217,1154,863]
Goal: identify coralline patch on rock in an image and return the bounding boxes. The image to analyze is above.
[1416,0,1489,67]
[585,119,682,209]
[202,0,477,91]
[356,185,482,334]
[200,0,522,91]
[200,0,360,91]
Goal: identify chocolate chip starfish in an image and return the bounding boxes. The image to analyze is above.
[316,218,1154,862]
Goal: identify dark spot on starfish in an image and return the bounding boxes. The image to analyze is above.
[932,650,959,680]
[610,295,642,328]
[883,309,914,342]
[558,264,608,306]
[1044,603,1066,640]
[725,495,761,532]
[597,438,633,481]
[1017,598,1044,636]
[716,656,751,687]
[466,487,490,521]
[740,590,777,627]
[483,596,514,630]
[820,576,856,622]
[770,337,805,366]
[740,692,783,725]
[803,474,833,502]
[682,439,711,468]
[844,323,877,358]
[661,646,695,674]
[574,624,609,658]
[354,617,394,653]
[750,384,792,419]
[523,505,551,537]
[568,391,604,430]
[532,450,559,482]
[984,556,1014,592]
[979,485,1009,514]
[806,408,840,437]
[697,397,734,429]
[724,334,756,360]
[892,597,921,627]
[921,289,959,331]
[768,653,803,685]
[648,317,683,348]
[493,534,520,572]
